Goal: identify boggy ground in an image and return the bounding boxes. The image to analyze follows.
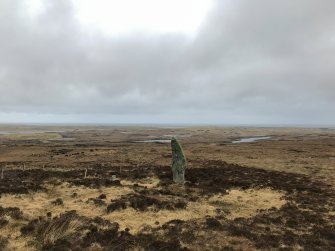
[0,162,334,250]
[0,126,335,250]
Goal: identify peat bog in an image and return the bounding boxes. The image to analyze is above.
[0,161,334,250]
[0,126,335,250]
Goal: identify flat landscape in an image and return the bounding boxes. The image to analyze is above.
[0,125,334,250]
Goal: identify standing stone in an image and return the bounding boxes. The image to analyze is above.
[171,137,187,184]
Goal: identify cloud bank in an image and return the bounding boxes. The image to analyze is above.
[0,0,334,124]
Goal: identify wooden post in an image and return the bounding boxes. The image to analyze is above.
[84,168,87,178]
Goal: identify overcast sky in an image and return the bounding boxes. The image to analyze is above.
[0,0,334,125]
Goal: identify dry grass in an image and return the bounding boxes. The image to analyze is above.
[104,200,217,233]
[0,218,35,251]
[185,230,257,251]
[0,182,133,220]
[208,188,286,219]
[0,180,286,244]
[104,188,285,233]
[0,182,133,250]
[121,176,160,189]
[1,133,62,141]
[39,213,86,245]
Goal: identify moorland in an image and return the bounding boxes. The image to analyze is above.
[0,125,334,250]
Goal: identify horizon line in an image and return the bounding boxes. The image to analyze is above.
[0,122,334,129]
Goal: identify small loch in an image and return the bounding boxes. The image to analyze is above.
[232,136,272,144]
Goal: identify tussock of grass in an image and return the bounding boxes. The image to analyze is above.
[37,211,87,245]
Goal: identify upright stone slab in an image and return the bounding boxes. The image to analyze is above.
[171,137,187,184]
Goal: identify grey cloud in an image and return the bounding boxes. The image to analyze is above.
[0,0,334,124]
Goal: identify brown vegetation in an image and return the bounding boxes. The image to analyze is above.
[0,125,334,250]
